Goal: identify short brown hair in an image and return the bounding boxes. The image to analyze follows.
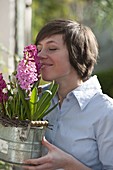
[35,19,99,80]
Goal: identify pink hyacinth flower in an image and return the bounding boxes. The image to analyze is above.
[24,44,41,75]
[16,44,41,92]
[0,73,8,103]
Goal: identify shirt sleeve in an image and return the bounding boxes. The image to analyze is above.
[96,109,113,170]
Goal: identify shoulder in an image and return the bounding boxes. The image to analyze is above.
[88,92,113,122]
[91,93,113,138]
[94,92,113,109]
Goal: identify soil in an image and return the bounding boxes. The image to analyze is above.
[0,116,30,127]
[0,116,49,127]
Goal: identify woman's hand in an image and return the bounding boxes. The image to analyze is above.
[23,137,91,170]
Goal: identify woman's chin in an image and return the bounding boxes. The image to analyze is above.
[42,76,53,82]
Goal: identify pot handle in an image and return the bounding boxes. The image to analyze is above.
[18,123,31,141]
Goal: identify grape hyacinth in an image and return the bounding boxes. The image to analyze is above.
[16,45,41,92]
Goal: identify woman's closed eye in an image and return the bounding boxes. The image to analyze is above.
[38,48,58,54]
[49,48,57,51]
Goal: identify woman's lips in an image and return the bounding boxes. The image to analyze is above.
[41,63,53,69]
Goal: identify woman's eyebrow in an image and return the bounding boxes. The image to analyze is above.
[46,40,58,44]
[38,40,59,45]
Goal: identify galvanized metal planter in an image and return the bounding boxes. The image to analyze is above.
[0,123,46,165]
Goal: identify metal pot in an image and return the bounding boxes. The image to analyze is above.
[0,123,46,165]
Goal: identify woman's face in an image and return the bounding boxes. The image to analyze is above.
[37,34,75,82]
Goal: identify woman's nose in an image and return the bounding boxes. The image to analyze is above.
[38,49,48,59]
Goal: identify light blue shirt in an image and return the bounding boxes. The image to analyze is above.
[43,75,113,170]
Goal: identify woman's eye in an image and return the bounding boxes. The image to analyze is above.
[49,48,57,51]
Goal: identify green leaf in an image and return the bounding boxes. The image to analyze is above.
[33,81,59,120]
[30,87,38,120]
[38,102,59,120]
[18,85,30,120]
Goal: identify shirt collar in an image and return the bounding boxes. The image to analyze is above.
[72,75,102,110]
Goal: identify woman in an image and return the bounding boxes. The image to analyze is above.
[24,19,113,170]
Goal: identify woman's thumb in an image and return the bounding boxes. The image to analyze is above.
[42,136,55,151]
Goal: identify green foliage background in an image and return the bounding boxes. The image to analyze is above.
[31,0,76,43]
[96,69,113,98]
[32,0,113,42]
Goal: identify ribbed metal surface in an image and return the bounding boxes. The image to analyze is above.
[0,124,46,165]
